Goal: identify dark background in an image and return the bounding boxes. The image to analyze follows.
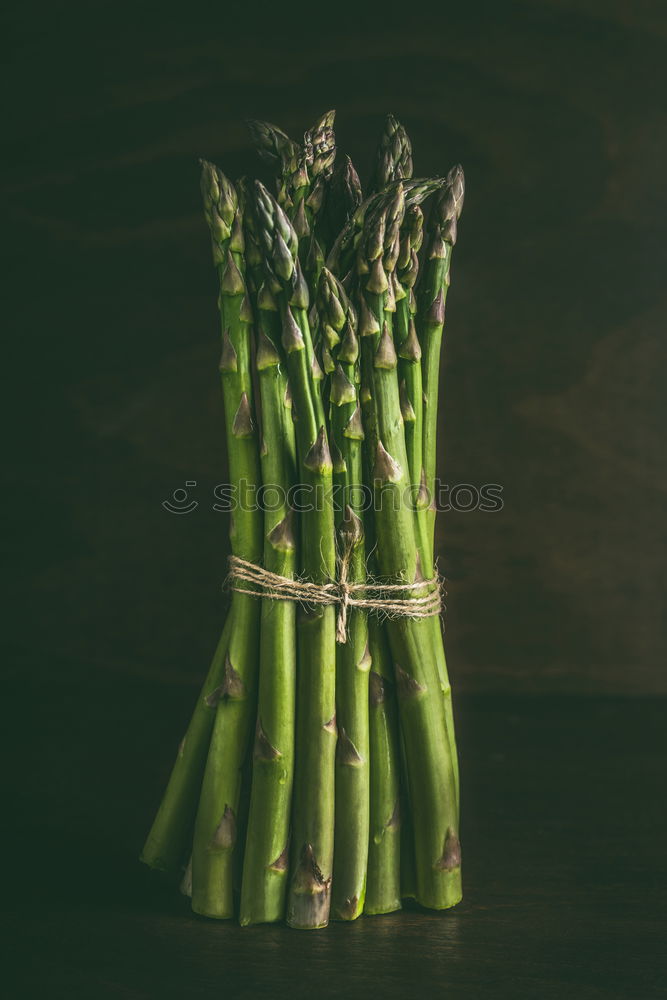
[3,1,666,997]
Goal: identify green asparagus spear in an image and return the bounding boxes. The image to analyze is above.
[254,182,337,929]
[318,269,370,920]
[369,113,414,194]
[190,164,263,919]
[239,258,298,924]
[358,193,461,911]
[140,614,231,874]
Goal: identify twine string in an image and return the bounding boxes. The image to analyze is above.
[225,553,443,644]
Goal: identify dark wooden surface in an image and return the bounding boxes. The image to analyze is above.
[6,685,666,998]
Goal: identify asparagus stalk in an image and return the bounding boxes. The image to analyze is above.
[416,166,465,804]
[419,165,465,556]
[318,269,370,921]
[358,191,461,911]
[140,614,231,874]
[254,182,337,929]
[239,265,298,924]
[190,164,263,919]
[369,113,413,194]
[365,617,402,914]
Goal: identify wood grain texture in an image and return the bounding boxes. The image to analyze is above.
[2,4,666,693]
[5,672,666,997]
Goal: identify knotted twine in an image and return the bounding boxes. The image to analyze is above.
[226,549,444,644]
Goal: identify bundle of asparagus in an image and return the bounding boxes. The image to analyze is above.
[141,111,464,929]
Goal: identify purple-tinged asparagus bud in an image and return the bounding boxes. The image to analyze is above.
[321,343,336,374]
[416,468,431,510]
[365,211,386,262]
[338,324,359,364]
[257,281,279,312]
[220,250,245,296]
[393,271,407,303]
[366,257,389,295]
[435,827,462,871]
[205,653,246,704]
[256,329,280,370]
[383,231,401,275]
[399,379,416,422]
[311,351,324,383]
[292,198,310,238]
[341,505,364,547]
[303,425,333,473]
[209,805,236,850]
[305,176,326,213]
[273,232,295,281]
[369,671,385,706]
[268,843,289,872]
[254,720,282,761]
[446,163,465,219]
[322,323,340,349]
[395,663,426,698]
[374,322,398,369]
[384,273,396,312]
[398,315,421,361]
[425,288,445,325]
[219,328,238,372]
[317,267,347,330]
[289,260,310,309]
[282,308,305,353]
[386,800,400,832]
[330,439,347,475]
[357,642,372,672]
[358,296,380,337]
[305,109,337,179]
[239,293,253,323]
[343,404,364,440]
[373,440,402,482]
[336,727,364,766]
[232,392,254,437]
[246,118,300,171]
[330,365,357,406]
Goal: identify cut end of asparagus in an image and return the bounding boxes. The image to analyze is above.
[287,844,332,929]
